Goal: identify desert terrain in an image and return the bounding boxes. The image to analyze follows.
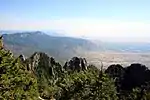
[83,52,150,69]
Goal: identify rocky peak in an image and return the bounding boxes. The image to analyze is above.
[25,52,63,80]
[63,57,88,72]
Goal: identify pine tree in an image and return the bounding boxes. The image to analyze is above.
[55,65,118,100]
[0,36,38,100]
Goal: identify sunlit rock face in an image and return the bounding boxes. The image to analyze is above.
[24,52,63,80]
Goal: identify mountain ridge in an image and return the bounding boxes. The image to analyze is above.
[2,31,98,62]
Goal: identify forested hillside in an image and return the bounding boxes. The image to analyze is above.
[1,35,150,100]
[0,36,38,99]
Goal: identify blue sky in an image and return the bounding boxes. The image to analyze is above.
[0,0,150,42]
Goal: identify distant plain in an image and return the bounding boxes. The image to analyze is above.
[83,51,150,69]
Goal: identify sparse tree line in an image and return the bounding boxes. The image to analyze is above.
[0,36,150,100]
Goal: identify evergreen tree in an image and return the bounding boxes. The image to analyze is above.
[54,65,118,100]
[0,36,38,100]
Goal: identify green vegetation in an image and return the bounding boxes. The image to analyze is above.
[39,65,118,100]
[1,35,150,100]
[0,37,38,99]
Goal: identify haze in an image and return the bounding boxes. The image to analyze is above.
[0,0,150,42]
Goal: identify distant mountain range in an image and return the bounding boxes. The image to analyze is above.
[101,42,150,52]
[0,30,66,37]
[1,30,150,62]
[2,31,98,61]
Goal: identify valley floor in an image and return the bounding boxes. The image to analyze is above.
[83,51,150,69]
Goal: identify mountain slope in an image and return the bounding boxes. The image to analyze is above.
[2,31,97,60]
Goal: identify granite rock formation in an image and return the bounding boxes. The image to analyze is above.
[24,52,63,80]
[64,57,88,72]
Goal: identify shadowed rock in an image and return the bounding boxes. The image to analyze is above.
[19,54,26,62]
[105,64,125,91]
[105,63,150,93]
[121,63,150,90]
[64,57,88,71]
[105,64,124,79]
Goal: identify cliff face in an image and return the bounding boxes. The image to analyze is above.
[24,52,89,77]
[24,52,63,83]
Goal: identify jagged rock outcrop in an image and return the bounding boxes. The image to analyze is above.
[63,57,88,72]
[24,52,63,80]
[18,54,26,62]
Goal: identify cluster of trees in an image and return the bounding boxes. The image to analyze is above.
[38,65,118,100]
[24,52,118,100]
[0,36,38,99]
[1,35,150,100]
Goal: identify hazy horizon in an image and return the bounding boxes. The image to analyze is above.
[0,0,150,42]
